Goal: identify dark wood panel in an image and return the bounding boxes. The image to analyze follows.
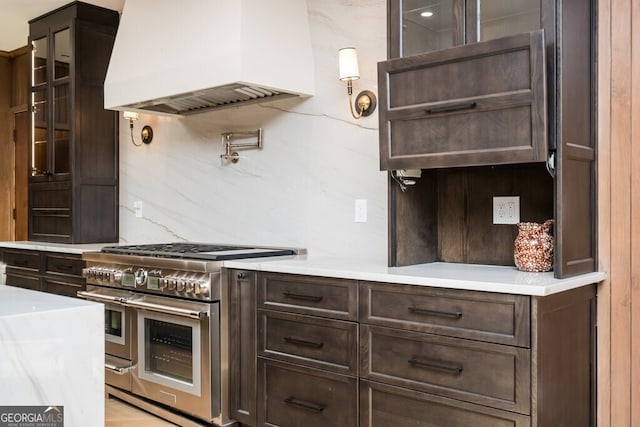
[3,248,41,271]
[388,169,439,266]
[14,111,29,241]
[360,380,530,427]
[379,30,547,170]
[10,48,29,108]
[256,359,357,427]
[258,309,358,375]
[359,281,530,347]
[258,273,358,321]
[5,272,42,291]
[387,48,532,108]
[390,163,553,267]
[360,325,531,414]
[555,0,596,278]
[44,252,83,276]
[228,270,258,426]
[531,285,596,426]
[43,277,84,297]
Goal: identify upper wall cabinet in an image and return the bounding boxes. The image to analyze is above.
[379,30,547,170]
[383,0,596,279]
[392,0,541,58]
[380,0,549,171]
[29,2,119,243]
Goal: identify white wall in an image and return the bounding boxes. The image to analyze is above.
[117,0,388,262]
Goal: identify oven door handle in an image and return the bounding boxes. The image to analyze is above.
[125,300,209,319]
[104,363,131,375]
[77,290,128,305]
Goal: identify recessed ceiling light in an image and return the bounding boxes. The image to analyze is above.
[420,11,434,17]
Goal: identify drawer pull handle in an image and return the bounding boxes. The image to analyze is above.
[282,291,323,302]
[426,101,477,114]
[284,336,324,349]
[408,357,464,374]
[284,396,326,413]
[409,305,462,319]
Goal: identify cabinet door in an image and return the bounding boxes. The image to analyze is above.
[389,0,465,58]
[52,28,71,176]
[554,0,595,278]
[379,30,546,170]
[30,36,49,178]
[228,270,258,426]
[360,380,530,427]
[257,359,357,427]
[389,0,543,58]
[469,0,542,44]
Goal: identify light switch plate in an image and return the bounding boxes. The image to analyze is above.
[133,200,144,218]
[493,196,520,224]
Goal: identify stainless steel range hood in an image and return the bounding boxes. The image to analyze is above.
[104,0,315,115]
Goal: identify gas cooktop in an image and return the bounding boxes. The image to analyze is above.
[100,243,299,261]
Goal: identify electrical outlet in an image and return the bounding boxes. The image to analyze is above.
[493,196,520,224]
[354,199,367,223]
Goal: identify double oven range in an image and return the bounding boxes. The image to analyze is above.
[79,243,302,426]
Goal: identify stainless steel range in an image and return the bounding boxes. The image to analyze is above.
[79,243,303,426]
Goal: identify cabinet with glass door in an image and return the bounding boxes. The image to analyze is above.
[28,1,119,243]
[382,0,596,279]
[391,0,542,58]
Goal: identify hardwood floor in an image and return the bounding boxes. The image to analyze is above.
[105,397,177,426]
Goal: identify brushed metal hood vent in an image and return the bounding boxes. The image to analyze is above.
[104,0,314,116]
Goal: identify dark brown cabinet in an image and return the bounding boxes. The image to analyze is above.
[28,2,119,243]
[227,270,597,427]
[359,281,597,427]
[379,30,547,170]
[228,269,259,426]
[383,0,596,279]
[2,247,86,297]
[254,272,358,427]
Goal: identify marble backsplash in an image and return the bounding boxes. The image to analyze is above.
[117,0,389,262]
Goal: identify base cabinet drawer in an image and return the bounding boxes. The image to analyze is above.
[359,281,530,346]
[258,309,357,375]
[5,272,42,291]
[360,325,530,414]
[4,249,41,271]
[360,380,530,427]
[258,273,357,320]
[257,358,357,427]
[43,278,85,297]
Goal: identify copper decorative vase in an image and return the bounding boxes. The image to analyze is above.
[514,219,554,272]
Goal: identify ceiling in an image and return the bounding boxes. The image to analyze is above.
[0,0,124,52]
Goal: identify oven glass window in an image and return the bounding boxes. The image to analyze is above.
[105,308,122,338]
[145,319,193,384]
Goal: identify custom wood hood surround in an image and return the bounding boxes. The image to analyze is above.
[103,0,315,115]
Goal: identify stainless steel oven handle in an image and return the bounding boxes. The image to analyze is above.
[104,363,131,375]
[77,291,128,305]
[125,299,209,319]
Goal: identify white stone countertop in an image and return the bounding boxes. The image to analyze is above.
[0,240,112,254]
[223,255,607,296]
[0,282,100,317]
[0,285,104,426]
[0,242,607,296]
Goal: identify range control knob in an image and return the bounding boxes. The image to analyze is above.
[134,268,148,286]
[112,271,123,283]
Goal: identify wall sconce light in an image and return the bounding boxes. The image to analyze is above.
[123,111,153,146]
[338,47,377,119]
